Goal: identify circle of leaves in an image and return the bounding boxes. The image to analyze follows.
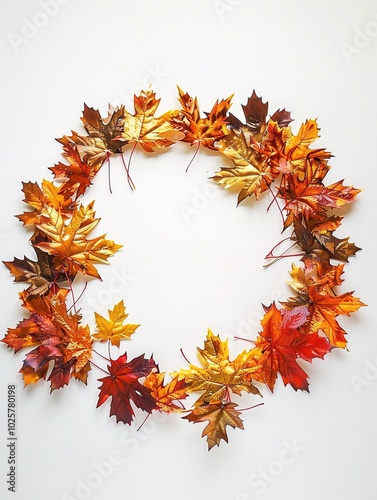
[2,87,366,450]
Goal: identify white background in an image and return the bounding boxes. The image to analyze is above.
[1,1,376,499]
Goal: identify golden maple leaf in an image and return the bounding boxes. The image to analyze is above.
[177,329,261,405]
[92,300,140,347]
[34,201,122,280]
[121,89,180,152]
[211,130,278,204]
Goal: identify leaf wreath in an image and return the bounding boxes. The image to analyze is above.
[2,87,366,450]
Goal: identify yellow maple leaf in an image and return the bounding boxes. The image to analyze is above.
[92,300,140,347]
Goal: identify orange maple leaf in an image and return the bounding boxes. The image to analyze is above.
[172,86,233,169]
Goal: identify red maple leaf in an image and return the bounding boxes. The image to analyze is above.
[97,353,158,424]
[254,303,331,391]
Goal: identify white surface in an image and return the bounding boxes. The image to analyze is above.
[1,1,376,499]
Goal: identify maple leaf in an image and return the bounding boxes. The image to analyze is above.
[16,179,74,226]
[2,289,93,390]
[97,353,158,424]
[81,103,127,152]
[144,372,189,413]
[171,86,232,169]
[56,104,128,173]
[278,147,361,227]
[282,263,345,305]
[183,401,244,450]
[306,288,366,348]
[227,90,293,136]
[266,119,330,176]
[212,130,279,204]
[253,303,331,391]
[292,217,360,274]
[3,248,64,297]
[178,329,261,405]
[92,300,140,347]
[34,201,122,280]
[282,266,366,348]
[121,89,180,153]
[49,142,99,199]
[63,324,93,372]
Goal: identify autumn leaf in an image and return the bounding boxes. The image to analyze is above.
[121,88,180,153]
[253,303,331,391]
[56,104,128,174]
[92,300,140,347]
[81,103,127,152]
[49,142,99,199]
[212,130,278,204]
[292,216,360,274]
[306,288,366,348]
[144,371,188,413]
[172,86,232,169]
[183,401,244,450]
[2,289,93,390]
[34,201,122,280]
[97,353,157,424]
[3,248,63,297]
[278,147,361,227]
[227,90,293,136]
[178,329,261,405]
[16,179,74,226]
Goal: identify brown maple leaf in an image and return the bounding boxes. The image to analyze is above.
[183,401,244,450]
[3,248,64,297]
[56,104,128,173]
[227,90,292,136]
[292,216,360,274]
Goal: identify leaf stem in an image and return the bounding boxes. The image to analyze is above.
[180,348,191,365]
[136,413,151,431]
[185,141,201,172]
[90,360,110,376]
[238,402,264,412]
[93,349,111,363]
[122,144,137,190]
[107,154,112,194]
